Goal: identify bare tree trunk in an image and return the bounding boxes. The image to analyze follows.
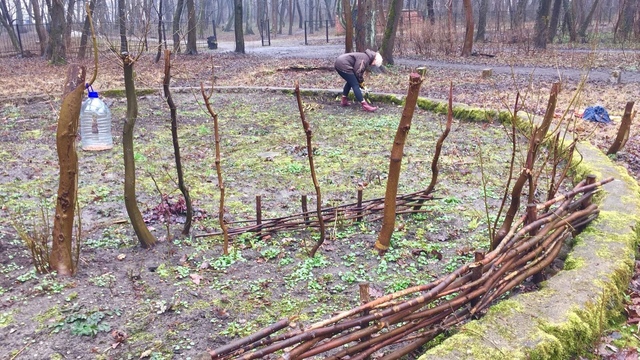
[155,0,164,63]
[185,0,197,53]
[514,0,527,28]
[563,0,577,42]
[578,0,599,40]
[342,0,352,52]
[426,0,435,25]
[279,0,286,33]
[446,0,453,53]
[46,0,67,63]
[234,0,245,52]
[476,0,488,41]
[355,0,367,51]
[245,0,254,34]
[380,0,403,64]
[547,0,562,42]
[51,65,85,276]
[374,73,424,254]
[78,0,97,59]
[461,0,474,56]
[163,50,194,235]
[296,0,303,28]
[172,0,184,52]
[534,0,552,48]
[272,0,277,35]
[28,0,47,55]
[323,0,334,27]
[0,0,21,53]
[288,0,293,34]
[307,0,313,33]
[607,102,635,155]
[119,0,158,249]
[64,0,76,52]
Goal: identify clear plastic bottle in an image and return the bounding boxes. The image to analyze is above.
[80,88,113,151]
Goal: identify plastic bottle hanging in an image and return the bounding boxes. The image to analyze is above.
[79,84,113,151]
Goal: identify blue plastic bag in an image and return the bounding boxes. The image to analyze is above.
[582,106,612,124]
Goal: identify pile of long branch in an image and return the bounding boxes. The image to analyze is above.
[195,188,435,238]
[208,176,611,360]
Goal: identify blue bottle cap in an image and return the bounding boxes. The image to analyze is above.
[88,91,99,98]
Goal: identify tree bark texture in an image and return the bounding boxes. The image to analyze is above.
[51,65,85,276]
[374,73,424,253]
[122,55,158,248]
[578,0,600,40]
[47,0,67,63]
[234,0,245,53]
[185,0,198,54]
[163,50,193,236]
[461,0,474,56]
[547,0,562,42]
[607,102,635,155]
[380,0,403,64]
[200,84,230,255]
[30,0,48,55]
[342,0,353,53]
[534,0,552,48]
[172,0,184,52]
[78,0,97,59]
[476,0,489,42]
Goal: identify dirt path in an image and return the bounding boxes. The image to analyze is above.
[219,41,640,84]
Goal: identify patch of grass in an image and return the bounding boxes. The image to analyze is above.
[0,311,13,327]
[89,273,116,287]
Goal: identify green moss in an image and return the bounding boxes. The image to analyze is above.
[563,255,584,271]
[101,88,157,97]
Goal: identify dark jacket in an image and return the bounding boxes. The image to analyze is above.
[334,49,377,83]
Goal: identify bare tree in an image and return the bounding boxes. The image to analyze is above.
[0,0,21,53]
[534,0,553,48]
[45,0,67,63]
[578,0,600,41]
[51,65,85,276]
[476,0,489,42]
[461,0,474,56]
[234,0,245,52]
[119,0,158,249]
[547,0,563,43]
[185,0,197,53]
[172,0,184,52]
[379,0,403,64]
[342,0,353,52]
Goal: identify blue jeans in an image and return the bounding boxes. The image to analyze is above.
[336,70,363,103]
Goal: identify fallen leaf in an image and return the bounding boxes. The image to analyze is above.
[190,273,202,285]
[117,254,126,261]
[140,349,152,359]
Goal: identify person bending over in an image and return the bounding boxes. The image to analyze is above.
[334,49,382,112]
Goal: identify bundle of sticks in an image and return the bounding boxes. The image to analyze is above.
[208,176,612,360]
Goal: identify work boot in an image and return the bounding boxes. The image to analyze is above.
[341,95,350,106]
[361,101,377,112]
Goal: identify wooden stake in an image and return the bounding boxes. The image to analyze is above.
[607,101,635,155]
